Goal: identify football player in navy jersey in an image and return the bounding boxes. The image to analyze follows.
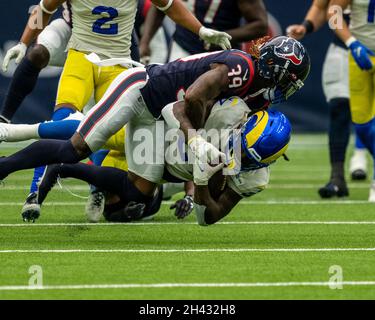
[0,37,310,210]
[140,0,268,62]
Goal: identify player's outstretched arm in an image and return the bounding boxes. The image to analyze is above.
[139,6,166,65]
[228,0,268,43]
[287,0,329,40]
[151,0,232,50]
[2,0,64,72]
[194,186,242,226]
[328,0,374,70]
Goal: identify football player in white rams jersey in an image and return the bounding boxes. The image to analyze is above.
[328,0,375,201]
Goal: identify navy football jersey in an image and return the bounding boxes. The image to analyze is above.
[174,0,242,54]
[141,50,255,119]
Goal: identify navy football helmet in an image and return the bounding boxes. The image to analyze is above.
[258,36,311,104]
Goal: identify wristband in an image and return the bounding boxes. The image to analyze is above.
[345,36,357,48]
[302,20,314,34]
[156,0,174,12]
[39,0,58,15]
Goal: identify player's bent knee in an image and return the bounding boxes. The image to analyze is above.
[27,44,50,69]
[71,133,92,159]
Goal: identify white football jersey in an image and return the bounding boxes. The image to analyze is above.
[350,0,375,51]
[67,0,137,59]
[165,97,270,198]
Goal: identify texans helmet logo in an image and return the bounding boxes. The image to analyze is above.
[274,38,304,65]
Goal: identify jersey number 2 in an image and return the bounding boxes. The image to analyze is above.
[368,0,375,23]
[92,6,119,35]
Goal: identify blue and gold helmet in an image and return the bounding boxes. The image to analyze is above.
[240,110,291,170]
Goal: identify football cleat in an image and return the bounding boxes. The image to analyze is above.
[350,150,368,181]
[21,193,41,223]
[369,182,375,203]
[85,190,105,223]
[318,181,349,199]
[0,123,9,143]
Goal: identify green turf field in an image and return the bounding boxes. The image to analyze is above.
[0,135,374,300]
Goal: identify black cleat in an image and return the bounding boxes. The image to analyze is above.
[21,193,40,223]
[351,169,367,181]
[318,182,349,199]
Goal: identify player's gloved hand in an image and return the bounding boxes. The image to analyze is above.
[347,37,374,71]
[2,42,27,72]
[199,26,232,50]
[188,135,227,165]
[193,161,225,186]
[123,201,146,221]
[170,195,194,219]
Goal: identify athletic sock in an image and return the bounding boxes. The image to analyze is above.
[354,118,375,156]
[328,98,351,180]
[0,58,42,121]
[355,134,366,150]
[330,162,345,186]
[38,120,80,140]
[30,107,76,194]
[0,139,82,181]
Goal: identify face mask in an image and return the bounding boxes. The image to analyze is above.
[262,87,286,104]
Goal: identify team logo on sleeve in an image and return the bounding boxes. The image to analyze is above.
[274,38,305,65]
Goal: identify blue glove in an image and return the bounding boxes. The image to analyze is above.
[348,40,374,71]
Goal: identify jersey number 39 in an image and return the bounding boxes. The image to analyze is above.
[92,6,119,35]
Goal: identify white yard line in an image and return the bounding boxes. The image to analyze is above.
[0,248,375,254]
[0,184,371,190]
[0,200,372,206]
[1,221,375,227]
[0,281,374,291]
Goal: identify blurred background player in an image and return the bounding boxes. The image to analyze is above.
[139,0,268,63]
[1,0,233,218]
[328,0,375,201]
[287,0,369,199]
[135,0,174,64]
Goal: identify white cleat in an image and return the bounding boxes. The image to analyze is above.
[85,191,105,223]
[0,123,9,143]
[350,149,368,181]
[369,182,375,203]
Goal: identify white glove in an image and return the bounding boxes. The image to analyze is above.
[193,161,225,186]
[2,42,27,72]
[188,135,227,165]
[199,26,232,50]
